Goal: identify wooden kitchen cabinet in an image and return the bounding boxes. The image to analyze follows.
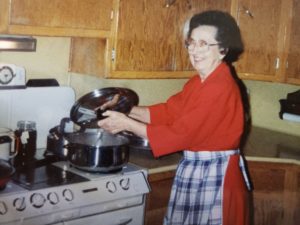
[233,0,300,85]
[70,0,231,78]
[247,161,300,225]
[145,161,300,225]
[109,0,231,78]
[69,38,108,77]
[233,0,287,82]
[0,0,116,38]
[285,0,300,85]
[69,0,300,83]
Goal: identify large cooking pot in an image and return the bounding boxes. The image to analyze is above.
[0,159,15,190]
[64,130,130,172]
[46,87,142,173]
[59,87,139,173]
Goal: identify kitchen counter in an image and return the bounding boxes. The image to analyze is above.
[129,126,300,174]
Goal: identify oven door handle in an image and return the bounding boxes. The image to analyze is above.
[110,218,133,225]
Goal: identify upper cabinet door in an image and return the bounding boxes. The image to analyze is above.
[109,0,231,78]
[285,0,300,85]
[0,0,115,38]
[234,0,285,81]
[111,0,178,78]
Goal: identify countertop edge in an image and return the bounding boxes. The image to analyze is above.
[148,165,178,174]
[245,156,300,165]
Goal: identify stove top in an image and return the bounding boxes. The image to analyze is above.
[5,156,86,192]
[1,156,147,195]
[12,163,89,191]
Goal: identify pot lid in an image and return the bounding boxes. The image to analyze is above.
[70,87,139,128]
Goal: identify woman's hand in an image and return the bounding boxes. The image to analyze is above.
[97,110,130,134]
[95,94,120,111]
[98,110,148,139]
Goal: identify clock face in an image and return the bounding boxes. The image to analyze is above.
[0,66,15,85]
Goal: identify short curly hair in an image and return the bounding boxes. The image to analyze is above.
[187,10,244,62]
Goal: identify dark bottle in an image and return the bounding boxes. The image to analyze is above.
[14,121,37,167]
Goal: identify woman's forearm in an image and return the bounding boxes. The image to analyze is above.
[128,106,150,124]
[127,118,148,139]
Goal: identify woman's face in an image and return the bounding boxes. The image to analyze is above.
[187,25,224,79]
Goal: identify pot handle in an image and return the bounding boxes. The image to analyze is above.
[0,134,18,159]
[0,135,11,144]
[59,117,73,134]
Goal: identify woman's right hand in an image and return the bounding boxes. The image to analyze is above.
[98,110,148,139]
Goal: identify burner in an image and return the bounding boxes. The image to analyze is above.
[12,159,89,190]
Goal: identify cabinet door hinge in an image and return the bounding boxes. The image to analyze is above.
[275,57,280,70]
[111,48,115,61]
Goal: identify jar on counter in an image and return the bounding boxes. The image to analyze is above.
[14,121,37,167]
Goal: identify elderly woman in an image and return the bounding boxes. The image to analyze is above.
[98,10,251,225]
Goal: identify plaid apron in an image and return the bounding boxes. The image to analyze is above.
[163,150,251,225]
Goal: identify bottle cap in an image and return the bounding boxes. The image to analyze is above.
[17,121,36,130]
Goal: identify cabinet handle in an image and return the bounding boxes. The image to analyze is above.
[238,6,254,19]
[112,48,116,62]
[275,57,280,69]
[244,7,254,18]
[165,0,176,8]
[111,10,114,20]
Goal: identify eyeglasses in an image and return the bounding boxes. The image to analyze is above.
[185,38,221,52]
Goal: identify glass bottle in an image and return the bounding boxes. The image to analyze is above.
[14,121,37,167]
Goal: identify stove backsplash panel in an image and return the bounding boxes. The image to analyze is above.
[0,86,75,148]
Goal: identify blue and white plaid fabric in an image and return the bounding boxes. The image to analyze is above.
[163,150,250,225]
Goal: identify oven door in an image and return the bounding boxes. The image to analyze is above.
[52,204,146,225]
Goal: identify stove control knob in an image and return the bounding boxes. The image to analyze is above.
[106,181,117,193]
[13,197,26,211]
[0,201,8,215]
[63,189,74,202]
[47,192,59,205]
[30,193,46,208]
[120,178,130,190]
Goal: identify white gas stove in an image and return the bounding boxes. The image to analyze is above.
[0,82,150,225]
[0,160,150,225]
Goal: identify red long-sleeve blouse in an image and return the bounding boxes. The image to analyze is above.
[147,63,244,157]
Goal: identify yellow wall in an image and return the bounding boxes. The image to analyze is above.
[1,37,299,136]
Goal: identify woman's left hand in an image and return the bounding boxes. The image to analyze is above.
[97,110,130,134]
